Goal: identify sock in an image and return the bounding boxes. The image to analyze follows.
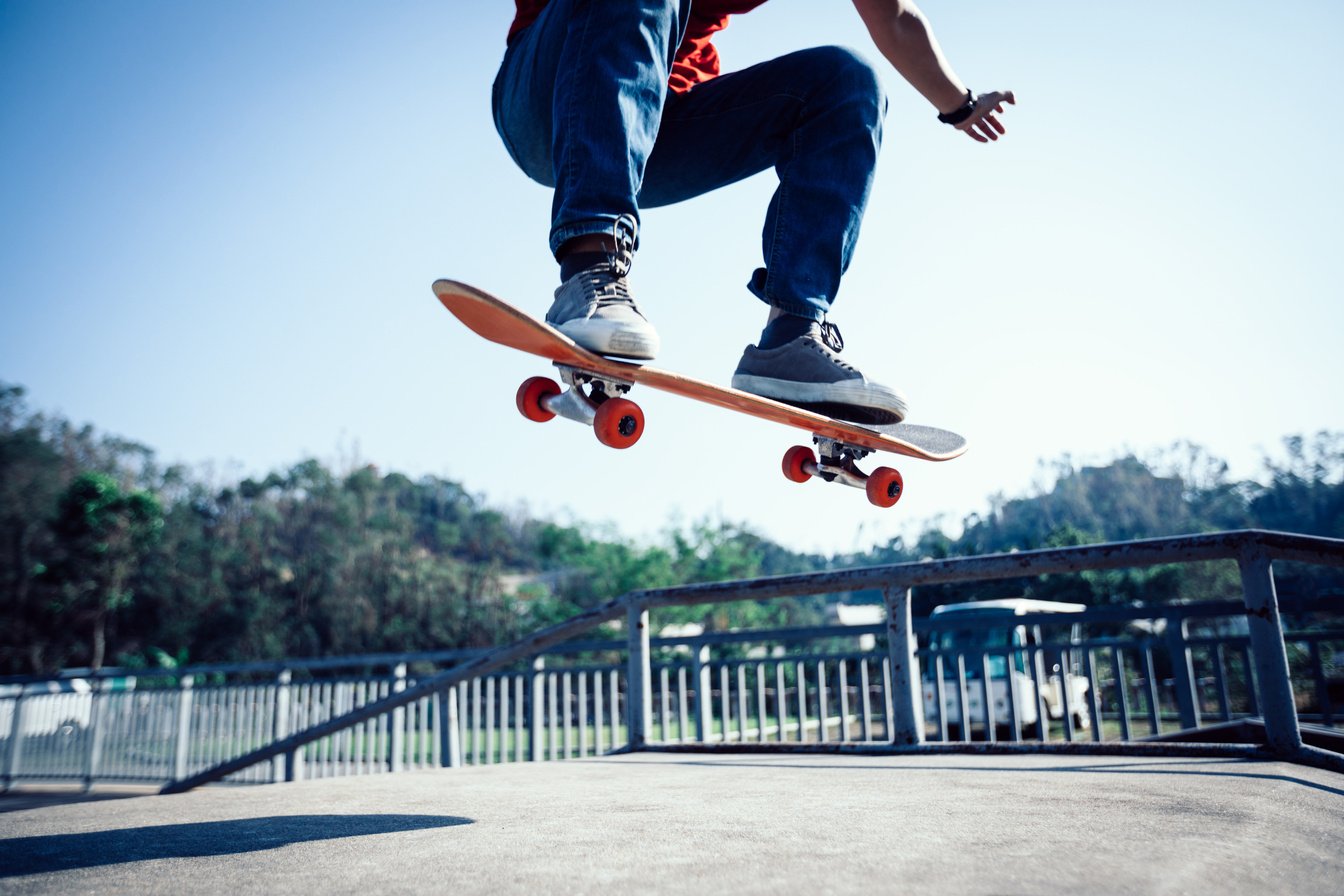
[559,250,611,283]
[758,313,816,350]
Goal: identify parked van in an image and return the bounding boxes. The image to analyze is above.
[921,599,1091,733]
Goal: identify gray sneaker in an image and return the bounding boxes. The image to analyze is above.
[546,264,660,360]
[731,322,909,424]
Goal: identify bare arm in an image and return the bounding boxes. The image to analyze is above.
[851,0,1015,143]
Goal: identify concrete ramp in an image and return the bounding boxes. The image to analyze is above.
[3,753,1342,894]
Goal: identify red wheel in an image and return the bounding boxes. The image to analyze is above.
[782,445,815,483]
[866,466,904,508]
[516,377,560,422]
[593,397,643,449]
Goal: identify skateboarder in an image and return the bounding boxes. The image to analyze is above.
[492,0,1014,425]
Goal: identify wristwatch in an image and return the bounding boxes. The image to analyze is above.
[937,90,977,126]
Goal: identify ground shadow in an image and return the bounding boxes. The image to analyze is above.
[0,814,472,877]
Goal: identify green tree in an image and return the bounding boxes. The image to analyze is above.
[1251,432,1344,537]
[49,472,163,668]
[0,385,65,671]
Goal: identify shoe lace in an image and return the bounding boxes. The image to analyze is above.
[812,320,857,373]
[581,268,635,309]
[610,214,636,278]
[577,213,638,308]
[820,321,845,353]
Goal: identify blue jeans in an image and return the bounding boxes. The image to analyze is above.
[492,0,887,321]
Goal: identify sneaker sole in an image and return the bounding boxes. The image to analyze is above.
[731,374,908,425]
[556,320,659,361]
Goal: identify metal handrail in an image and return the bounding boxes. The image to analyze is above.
[156,529,1344,793]
[0,647,488,688]
[626,529,1344,607]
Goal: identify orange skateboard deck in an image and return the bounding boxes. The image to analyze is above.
[433,279,966,507]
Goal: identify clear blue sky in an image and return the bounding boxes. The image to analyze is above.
[2,1,1341,554]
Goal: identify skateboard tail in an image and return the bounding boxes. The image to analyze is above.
[434,279,578,365]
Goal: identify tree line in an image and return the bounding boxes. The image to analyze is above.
[1,382,1340,675]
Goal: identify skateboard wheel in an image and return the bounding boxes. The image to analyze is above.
[516,376,560,422]
[782,445,815,483]
[866,467,904,508]
[593,397,643,449]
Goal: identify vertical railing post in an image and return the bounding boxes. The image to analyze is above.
[272,669,292,782]
[389,663,407,773]
[173,674,195,781]
[529,657,546,761]
[885,586,924,746]
[284,747,304,783]
[82,677,107,792]
[443,682,465,768]
[692,642,710,743]
[438,684,462,768]
[1004,651,1022,741]
[1082,649,1102,743]
[1238,541,1302,755]
[980,655,997,743]
[1165,617,1201,731]
[2,687,27,791]
[1113,648,1133,741]
[626,603,651,750]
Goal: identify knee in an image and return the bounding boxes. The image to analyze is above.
[633,0,689,34]
[806,45,888,121]
[630,0,691,58]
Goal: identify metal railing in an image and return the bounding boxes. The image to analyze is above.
[0,647,632,789]
[6,608,1340,789]
[657,607,1343,748]
[2,529,1341,794]
[627,530,1343,760]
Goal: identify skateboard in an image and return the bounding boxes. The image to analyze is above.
[432,279,966,508]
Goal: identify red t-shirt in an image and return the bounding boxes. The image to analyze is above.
[508,1,770,93]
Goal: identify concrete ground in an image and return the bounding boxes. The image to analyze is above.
[1,752,1342,895]
[0,784,160,815]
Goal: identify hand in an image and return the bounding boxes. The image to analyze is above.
[957,90,1016,143]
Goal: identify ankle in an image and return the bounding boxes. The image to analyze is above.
[559,234,616,256]
[758,312,816,350]
[559,250,611,282]
[557,234,626,283]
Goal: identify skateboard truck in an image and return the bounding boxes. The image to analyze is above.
[515,365,645,449]
[782,437,905,508]
[518,369,904,507]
